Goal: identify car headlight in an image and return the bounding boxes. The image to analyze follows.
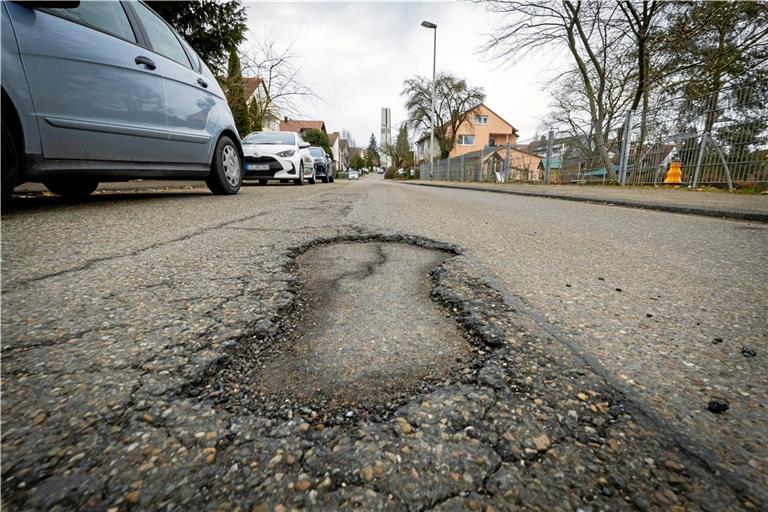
[277,149,295,157]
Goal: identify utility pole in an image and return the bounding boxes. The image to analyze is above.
[421,20,437,180]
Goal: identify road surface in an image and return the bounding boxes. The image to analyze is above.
[2,176,765,510]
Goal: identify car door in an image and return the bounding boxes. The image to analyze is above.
[128,1,213,165]
[5,1,168,162]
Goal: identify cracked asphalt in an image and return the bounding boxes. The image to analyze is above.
[1,176,766,510]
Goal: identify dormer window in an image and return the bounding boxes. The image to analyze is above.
[474,115,488,125]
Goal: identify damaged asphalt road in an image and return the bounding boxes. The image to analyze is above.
[247,241,469,409]
[1,179,765,510]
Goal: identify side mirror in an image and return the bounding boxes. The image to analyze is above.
[299,142,310,149]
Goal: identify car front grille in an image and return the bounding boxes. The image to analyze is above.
[244,156,283,176]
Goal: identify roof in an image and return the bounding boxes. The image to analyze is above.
[483,145,541,162]
[327,132,339,145]
[280,119,327,134]
[476,103,518,135]
[243,77,263,99]
[415,103,518,143]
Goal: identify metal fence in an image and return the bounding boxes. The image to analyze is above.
[420,81,768,188]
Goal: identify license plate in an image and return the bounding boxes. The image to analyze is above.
[247,164,270,171]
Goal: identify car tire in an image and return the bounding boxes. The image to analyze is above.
[206,135,242,195]
[329,174,335,183]
[43,178,99,199]
[1,118,21,203]
[294,163,305,185]
[259,179,268,186]
[308,169,316,185]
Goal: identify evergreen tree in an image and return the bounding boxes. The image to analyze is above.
[394,124,411,167]
[225,48,251,137]
[147,1,246,75]
[302,129,332,156]
[248,99,264,132]
[365,134,379,169]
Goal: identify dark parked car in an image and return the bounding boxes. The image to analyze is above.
[1,1,243,200]
[308,146,334,183]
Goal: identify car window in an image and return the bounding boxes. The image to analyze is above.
[309,147,325,157]
[243,132,296,145]
[44,2,136,43]
[179,37,201,72]
[132,2,191,68]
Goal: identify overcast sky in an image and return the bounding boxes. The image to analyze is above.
[244,1,567,147]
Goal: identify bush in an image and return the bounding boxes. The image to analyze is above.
[337,172,349,180]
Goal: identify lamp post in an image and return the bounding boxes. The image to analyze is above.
[421,20,436,180]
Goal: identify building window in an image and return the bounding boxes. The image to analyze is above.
[457,134,475,146]
[474,115,488,125]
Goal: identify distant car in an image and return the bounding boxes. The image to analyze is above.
[308,146,334,183]
[377,168,384,174]
[348,170,359,180]
[241,131,315,185]
[1,1,244,199]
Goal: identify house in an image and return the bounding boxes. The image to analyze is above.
[327,132,341,171]
[279,118,327,135]
[242,77,280,131]
[416,103,519,162]
[349,147,366,165]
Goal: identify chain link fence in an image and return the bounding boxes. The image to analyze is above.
[420,81,768,188]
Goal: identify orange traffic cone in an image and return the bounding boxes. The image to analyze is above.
[664,160,682,186]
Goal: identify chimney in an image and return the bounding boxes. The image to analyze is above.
[284,116,288,122]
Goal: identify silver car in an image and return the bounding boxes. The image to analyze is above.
[1,1,243,199]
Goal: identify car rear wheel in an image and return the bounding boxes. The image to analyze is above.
[43,178,99,199]
[308,168,316,185]
[206,135,242,195]
[1,118,21,202]
[329,174,335,183]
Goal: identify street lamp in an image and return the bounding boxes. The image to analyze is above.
[421,20,436,180]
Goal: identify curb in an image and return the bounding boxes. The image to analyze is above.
[401,182,768,223]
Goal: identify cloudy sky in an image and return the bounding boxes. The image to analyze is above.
[244,1,567,147]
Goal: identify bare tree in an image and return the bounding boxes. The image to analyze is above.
[341,129,355,148]
[402,73,485,158]
[479,0,621,178]
[240,34,318,129]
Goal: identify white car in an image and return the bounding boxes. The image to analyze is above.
[348,170,359,180]
[241,131,315,185]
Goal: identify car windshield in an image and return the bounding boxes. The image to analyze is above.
[309,147,325,157]
[243,132,295,145]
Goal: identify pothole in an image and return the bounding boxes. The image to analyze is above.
[253,242,470,408]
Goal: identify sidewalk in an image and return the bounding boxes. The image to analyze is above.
[403,181,768,222]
